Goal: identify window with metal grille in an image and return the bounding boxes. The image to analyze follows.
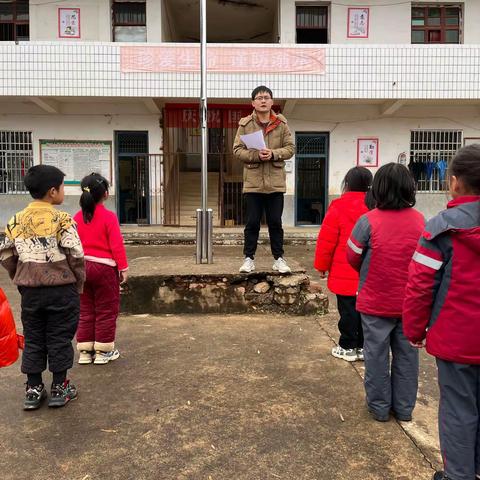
[411,4,462,44]
[112,1,146,42]
[0,0,29,42]
[116,131,148,154]
[296,5,329,44]
[0,131,33,194]
[409,130,462,192]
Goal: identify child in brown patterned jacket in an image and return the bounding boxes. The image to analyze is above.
[0,165,85,410]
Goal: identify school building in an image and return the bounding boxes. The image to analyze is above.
[0,0,479,227]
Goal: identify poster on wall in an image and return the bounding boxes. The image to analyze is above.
[40,140,112,185]
[58,8,80,38]
[357,138,379,167]
[348,8,369,38]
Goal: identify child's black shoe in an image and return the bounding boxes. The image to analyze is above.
[48,380,77,408]
[24,383,47,410]
[392,410,412,422]
[368,409,390,422]
[433,472,450,480]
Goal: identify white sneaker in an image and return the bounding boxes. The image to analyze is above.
[239,257,255,273]
[94,349,120,365]
[272,257,291,274]
[331,345,358,362]
[78,350,94,365]
[356,348,364,361]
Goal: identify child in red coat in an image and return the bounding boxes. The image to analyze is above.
[74,173,128,365]
[347,163,424,423]
[0,287,22,368]
[314,166,372,362]
[403,145,480,480]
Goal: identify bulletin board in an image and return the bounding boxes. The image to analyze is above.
[40,140,112,185]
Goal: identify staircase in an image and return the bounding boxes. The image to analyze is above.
[179,172,220,226]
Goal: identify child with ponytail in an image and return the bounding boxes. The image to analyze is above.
[403,145,480,480]
[74,173,128,365]
[314,166,373,362]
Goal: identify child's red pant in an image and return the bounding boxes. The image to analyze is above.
[76,261,120,352]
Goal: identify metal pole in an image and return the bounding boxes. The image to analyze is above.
[207,208,213,264]
[195,209,202,264]
[200,0,207,215]
[195,0,213,264]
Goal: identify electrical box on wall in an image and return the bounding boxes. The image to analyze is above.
[285,160,293,173]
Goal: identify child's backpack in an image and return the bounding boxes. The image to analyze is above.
[0,287,23,368]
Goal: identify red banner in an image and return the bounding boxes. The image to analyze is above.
[121,46,325,74]
[165,107,253,129]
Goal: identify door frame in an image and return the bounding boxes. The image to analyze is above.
[294,132,330,226]
[114,130,149,224]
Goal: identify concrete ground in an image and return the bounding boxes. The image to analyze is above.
[0,244,441,480]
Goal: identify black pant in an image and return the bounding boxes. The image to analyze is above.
[336,295,363,350]
[243,192,284,259]
[20,284,80,375]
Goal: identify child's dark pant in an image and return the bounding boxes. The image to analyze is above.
[336,295,363,350]
[437,359,480,480]
[361,314,419,418]
[20,284,80,375]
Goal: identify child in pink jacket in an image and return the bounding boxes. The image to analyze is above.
[74,173,128,365]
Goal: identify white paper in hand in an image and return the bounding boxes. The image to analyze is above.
[240,130,266,150]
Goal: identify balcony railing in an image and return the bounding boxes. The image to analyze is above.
[0,42,479,99]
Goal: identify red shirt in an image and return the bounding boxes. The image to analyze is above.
[74,205,128,271]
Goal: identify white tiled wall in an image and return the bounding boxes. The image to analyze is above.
[1,42,479,100]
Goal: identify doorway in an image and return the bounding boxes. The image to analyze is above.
[163,104,253,226]
[295,133,329,226]
[115,131,149,224]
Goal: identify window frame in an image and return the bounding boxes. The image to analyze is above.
[295,2,330,44]
[410,129,463,193]
[111,1,146,42]
[0,0,29,42]
[411,4,463,44]
[0,131,33,194]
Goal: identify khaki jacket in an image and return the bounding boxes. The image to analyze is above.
[233,111,295,193]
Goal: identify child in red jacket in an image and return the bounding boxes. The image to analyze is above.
[74,173,128,365]
[314,166,372,362]
[0,287,23,368]
[403,145,480,480]
[347,163,424,423]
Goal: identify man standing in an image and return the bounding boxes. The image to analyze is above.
[233,86,295,274]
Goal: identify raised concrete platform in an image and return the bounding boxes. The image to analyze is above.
[0,226,319,246]
[121,254,328,315]
[121,226,318,246]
